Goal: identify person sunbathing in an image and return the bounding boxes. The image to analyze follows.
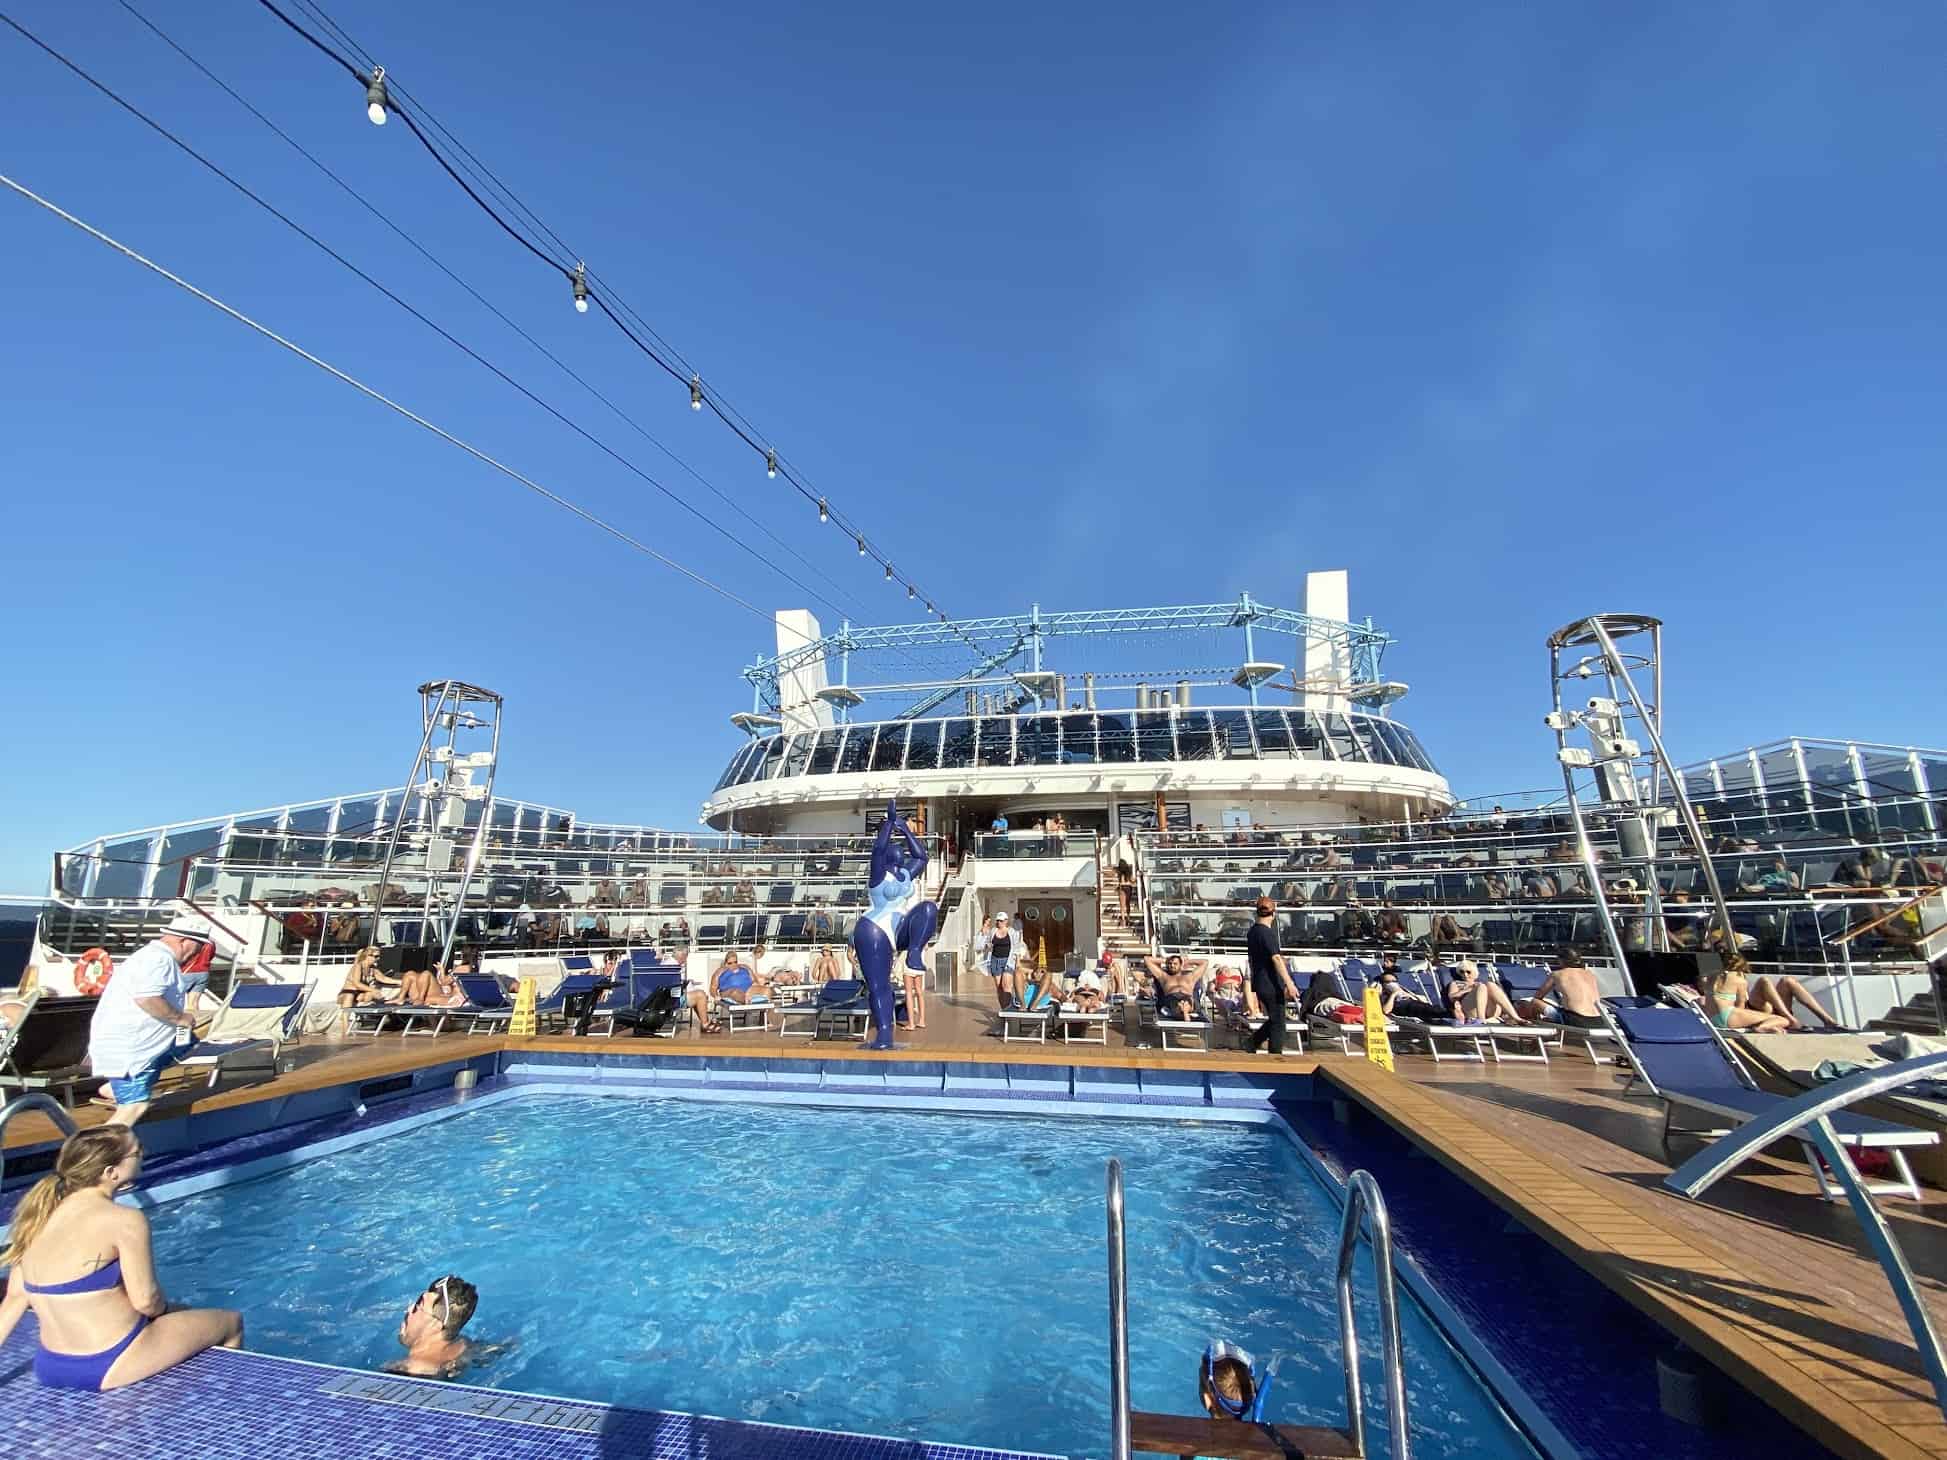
[1143,954,1205,1021]
[388,1274,479,1378]
[427,969,469,1009]
[1376,970,1443,1021]
[1068,967,1106,1013]
[338,947,385,1009]
[1707,956,1843,1031]
[0,1126,242,1391]
[1209,963,1259,1019]
[1442,963,1529,1024]
[393,967,438,1007]
[1521,948,1606,1030]
[809,945,842,983]
[1704,959,1791,1033]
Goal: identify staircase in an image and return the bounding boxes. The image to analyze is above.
[1098,869,1153,961]
[1871,988,1946,1036]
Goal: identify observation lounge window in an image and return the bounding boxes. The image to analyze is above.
[1059,712,1098,764]
[838,726,876,774]
[1346,715,1389,764]
[906,721,942,770]
[782,734,813,779]
[1173,711,1217,761]
[1098,713,1136,763]
[1288,711,1328,760]
[1015,715,1062,767]
[975,718,1014,768]
[1253,710,1295,758]
[716,743,756,792]
[1131,710,1175,762]
[1210,710,1255,759]
[807,729,845,776]
[940,719,977,769]
[750,736,785,782]
[1395,725,1437,774]
[870,722,909,773]
[1322,714,1363,762]
[1369,719,1413,769]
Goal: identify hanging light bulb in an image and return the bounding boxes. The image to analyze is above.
[907,584,916,599]
[856,535,866,556]
[571,262,589,314]
[816,498,828,523]
[885,562,894,581]
[364,65,389,126]
[690,375,703,411]
[766,450,777,479]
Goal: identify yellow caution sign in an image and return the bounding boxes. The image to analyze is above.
[508,975,538,1039]
[1362,984,1394,1072]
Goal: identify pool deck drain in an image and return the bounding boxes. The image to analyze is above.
[0,1328,1060,1460]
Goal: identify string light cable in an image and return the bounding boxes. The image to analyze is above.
[0,168,768,621]
[0,7,864,622]
[103,0,876,624]
[250,0,966,629]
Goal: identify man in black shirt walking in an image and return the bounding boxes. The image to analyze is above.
[1244,897,1299,1054]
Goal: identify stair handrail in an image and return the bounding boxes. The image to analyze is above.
[0,1094,80,1192]
[1338,1168,1410,1460]
[1666,1050,1947,1418]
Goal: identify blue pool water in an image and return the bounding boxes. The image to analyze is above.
[147,1094,1535,1459]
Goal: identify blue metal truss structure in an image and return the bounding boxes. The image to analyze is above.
[740,594,1395,720]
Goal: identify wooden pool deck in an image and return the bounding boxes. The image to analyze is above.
[10,993,1945,1460]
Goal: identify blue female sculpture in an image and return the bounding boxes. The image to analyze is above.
[851,802,940,1049]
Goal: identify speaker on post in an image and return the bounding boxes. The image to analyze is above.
[378,945,406,975]
[1624,949,1722,990]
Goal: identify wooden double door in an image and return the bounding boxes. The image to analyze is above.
[1015,897,1075,969]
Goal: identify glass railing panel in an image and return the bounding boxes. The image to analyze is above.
[806,728,844,776]
[940,718,977,769]
[1098,713,1136,763]
[1015,714,1062,767]
[1059,712,1098,764]
[975,717,1015,768]
[1131,710,1175,762]
[1174,710,1218,761]
[1322,713,1364,762]
[782,733,814,778]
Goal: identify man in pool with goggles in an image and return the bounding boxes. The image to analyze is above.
[1199,1338,1270,1425]
[389,1274,479,1377]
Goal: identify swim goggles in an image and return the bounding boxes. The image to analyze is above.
[1202,1339,1270,1422]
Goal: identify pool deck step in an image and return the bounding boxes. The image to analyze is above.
[1131,1410,1360,1458]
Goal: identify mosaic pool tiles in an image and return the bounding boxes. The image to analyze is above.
[0,1327,1058,1460]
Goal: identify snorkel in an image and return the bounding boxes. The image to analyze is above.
[1202,1339,1271,1422]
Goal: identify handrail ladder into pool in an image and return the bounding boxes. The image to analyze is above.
[1665,1050,1947,1423]
[0,1092,78,1190]
[1117,1157,1402,1460]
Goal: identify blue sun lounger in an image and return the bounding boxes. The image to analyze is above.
[454,974,517,1033]
[779,979,868,1039]
[178,981,311,1088]
[1602,995,1935,1201]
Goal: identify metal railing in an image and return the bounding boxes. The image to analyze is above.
[1666,1051,1947,1419]
[1106,1158,1132,1460]
[0,1093,79,1190]
[1338,1169,1410,1460]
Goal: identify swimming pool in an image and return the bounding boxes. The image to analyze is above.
[144,1091,1536,1459]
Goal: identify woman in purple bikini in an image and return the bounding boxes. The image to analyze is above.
[0,1126,241,1390]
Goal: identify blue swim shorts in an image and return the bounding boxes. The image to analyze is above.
[106,1041,194,1104]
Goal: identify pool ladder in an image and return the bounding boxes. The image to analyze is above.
[1106,1160,1409,1460]
[0,1094,80,1191]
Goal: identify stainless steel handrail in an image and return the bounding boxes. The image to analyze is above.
[1666,1050,1947,1417]
[0,1094,80,1191]
[1106,1158,1131,1460]
[1338,1169,1410,1460]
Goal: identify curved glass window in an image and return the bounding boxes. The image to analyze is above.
[1345,715,1387,764]
[1132,710,1175,762]
[1322,714,1364,762]
[1291,710,1330,759]
[808,729,845,775]
[906,720,941,771]
[715,743,755,792]
[975,718,1014,767]
[1016,715,1061,767]
[1098,713,1136,763]
[783,734,813,778]
[870,722,909,773]
[1174,711,1217,761]
[750,737,786,782]
[1059,713,1097,764]
[838,725,876,774]
[1253,710,1295,758]
[940,718,977,769]
[1210,710,1255,759]
[1368,719,1411,769]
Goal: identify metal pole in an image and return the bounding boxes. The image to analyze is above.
[1550,641,1636,992]
[439,694,503,974]
[1106,1158,1131,1460]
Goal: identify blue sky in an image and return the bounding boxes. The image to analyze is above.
[3,0,1944,889]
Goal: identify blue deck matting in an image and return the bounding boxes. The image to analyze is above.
[0,1326,1058,1460]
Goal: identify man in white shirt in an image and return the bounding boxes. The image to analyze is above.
[88,914,213,1125]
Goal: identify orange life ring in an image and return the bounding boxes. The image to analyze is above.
[73,947,114,996]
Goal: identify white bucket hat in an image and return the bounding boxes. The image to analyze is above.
[159,915,214,946]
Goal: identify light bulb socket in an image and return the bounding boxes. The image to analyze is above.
[690,375,703,411]
[856,536,866,555]
[364,66,389,125]
[766,450,777,479]
[907,585,916,599]
[816,498,828,522]
[885,563,894,580]
[571,262,588,313]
